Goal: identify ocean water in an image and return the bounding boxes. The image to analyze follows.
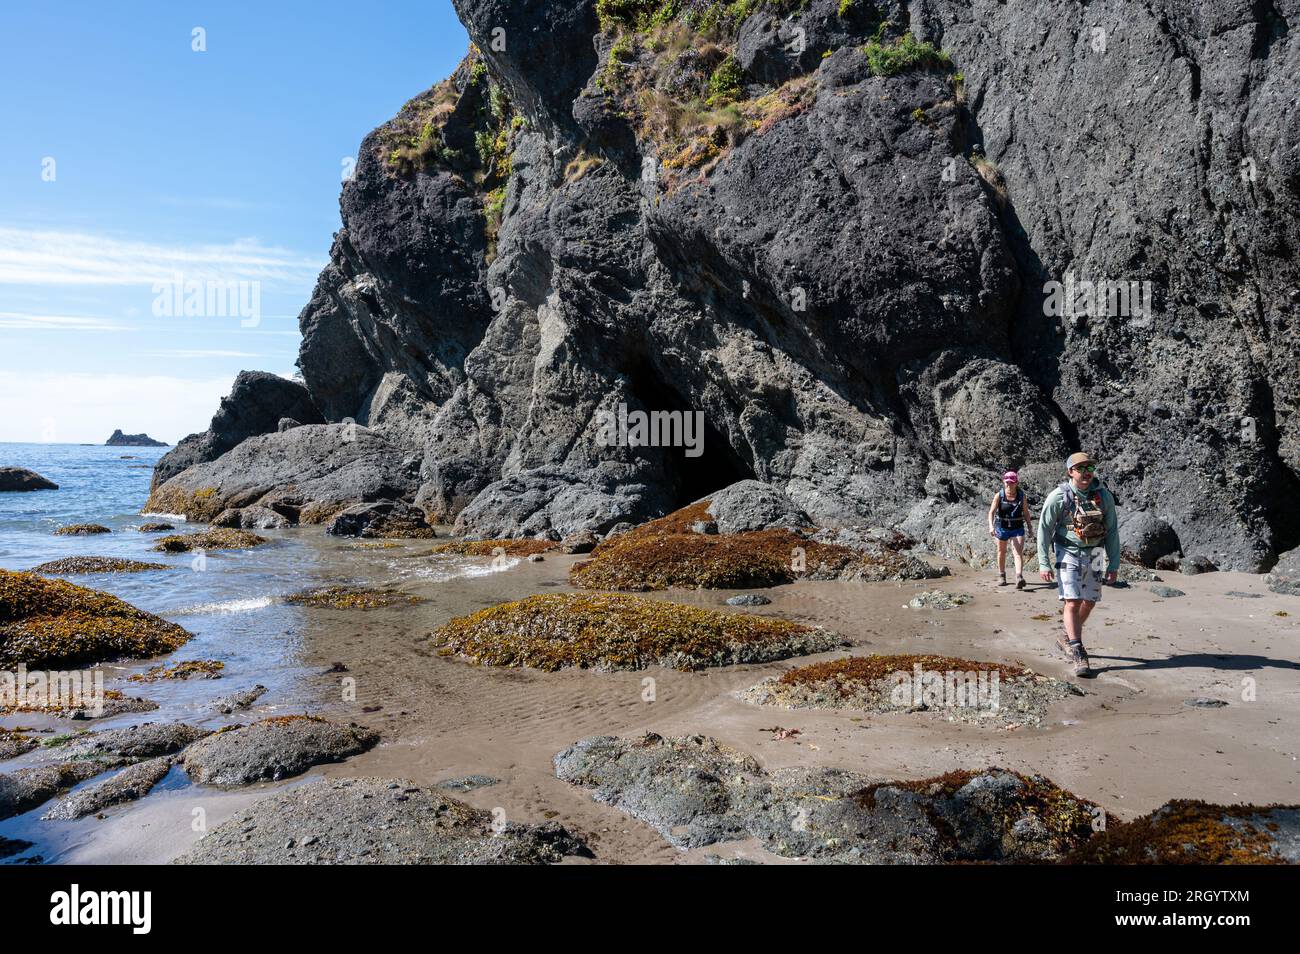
[1,442,511,862]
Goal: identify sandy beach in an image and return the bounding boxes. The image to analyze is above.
[17,545,1292,865]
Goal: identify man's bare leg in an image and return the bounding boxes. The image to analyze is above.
[1064,599,1096,646]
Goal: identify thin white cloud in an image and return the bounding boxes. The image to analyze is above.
[0,311,132,331]
[143,349,264,359]
[0,371,239,444]
[0,226,325,289]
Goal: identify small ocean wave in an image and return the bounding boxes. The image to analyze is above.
[398,555,520,582]
[166,595,276,616]
[140,512,189,522]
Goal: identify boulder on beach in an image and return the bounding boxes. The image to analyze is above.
[174,776,590,864]
[325,500,436,538]
[0,569,192,669]
[211,505,291,530]
[42,755,175,821]
[55,722,211,763]
[181,715,379,788]
[152,370,323,488]
[0,467,57,492]
[554,733,1102,863]
[106,429,166,447]
[429,592,844,672]
[569,497,943,591]
[145,424,420,525]
[0,762,107,821]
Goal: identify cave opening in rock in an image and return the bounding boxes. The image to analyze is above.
[625,358,753,509]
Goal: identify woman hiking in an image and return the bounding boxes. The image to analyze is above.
[988,470,1032,588]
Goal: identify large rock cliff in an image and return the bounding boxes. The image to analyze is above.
[149,0,1300,571]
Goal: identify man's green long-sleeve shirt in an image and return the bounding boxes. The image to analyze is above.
[1036,478,1121,573]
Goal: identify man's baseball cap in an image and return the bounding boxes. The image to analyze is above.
[1066,452,1095,470]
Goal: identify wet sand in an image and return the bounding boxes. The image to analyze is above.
[5,545,1298,864]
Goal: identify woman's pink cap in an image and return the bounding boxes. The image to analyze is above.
[1002,471,1019,482]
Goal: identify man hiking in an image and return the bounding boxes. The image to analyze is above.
[1036,452,1120,677]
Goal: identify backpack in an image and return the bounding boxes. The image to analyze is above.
[1060,481,1106,546]
[996,488,1025,530]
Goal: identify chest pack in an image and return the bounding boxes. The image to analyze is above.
[1060,482,1106,546]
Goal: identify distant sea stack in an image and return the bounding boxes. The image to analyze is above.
[0,467,58,491]
[106,430,167,447]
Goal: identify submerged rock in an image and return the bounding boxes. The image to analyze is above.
[181,716,379,788]
[137,522,175,533]
[430,592,844,672]
[0,569,192,668]
[554,733,1101,862]
[174,776,590,864]
[0,467,57,492]
[726,594,772,606]
[42,756,175,821]
[427,538,552,557]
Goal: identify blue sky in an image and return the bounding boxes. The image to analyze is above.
[0,0,468,443]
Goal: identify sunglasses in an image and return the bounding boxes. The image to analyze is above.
[1073,464,1096,473]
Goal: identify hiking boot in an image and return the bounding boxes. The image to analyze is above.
[1070,643,1093,678]
[998,572,1008,586]
[1015,575,1026,590]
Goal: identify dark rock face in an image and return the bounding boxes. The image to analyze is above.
[324,500,435,538]
[160,0,1300,572]
[153,371,323,488]
[106,429,166,447]
[0,467,57,492]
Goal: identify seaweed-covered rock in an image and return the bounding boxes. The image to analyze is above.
[430,592,843,672]
[53,524,110,536]
[554,733,1101,862]
[0,467,57,492]
[181,716,379,788]
[0,569,192,668]
[571,501,942,591]
[0,761,107,820]
[41,756,175,821]
[27,557,171,575]
[138,522,175,533]
[1068,801,1300,865]
[151,528,268,553]
[129,660,224,682]
[742,654,1081,729]
[284,585,423,610]
[174,776,590,864]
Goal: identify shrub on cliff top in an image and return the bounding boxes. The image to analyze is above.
[0,569,191,668]
[429,592,841,671]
